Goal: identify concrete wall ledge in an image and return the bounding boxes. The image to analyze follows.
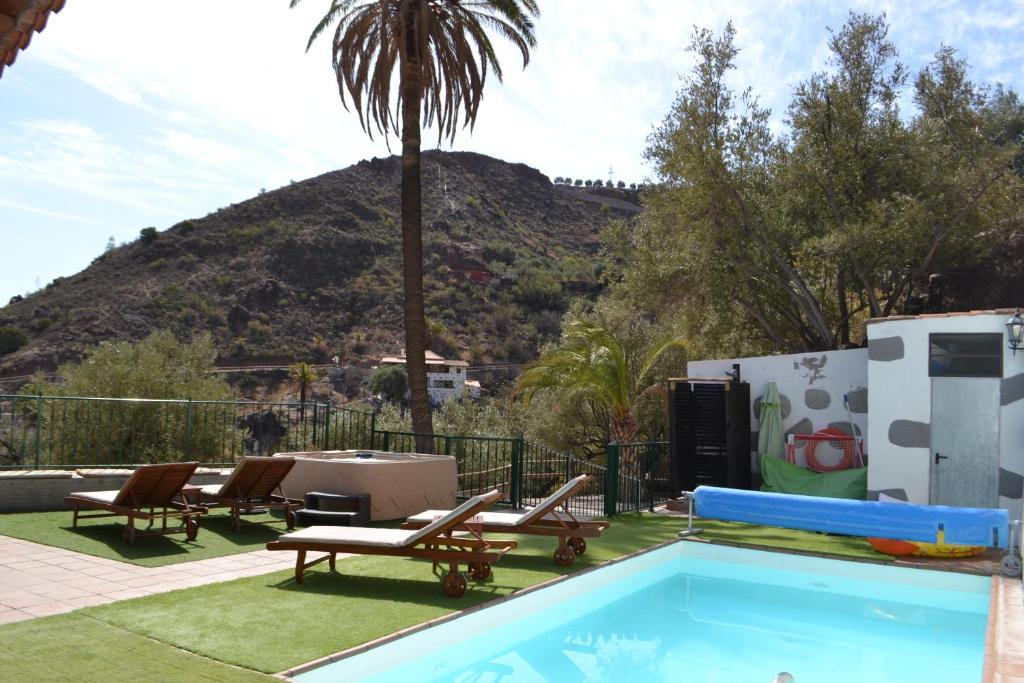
[0,468,232,512]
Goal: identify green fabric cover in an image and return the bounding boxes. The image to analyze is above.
[757,381,786,460]
[760,456,867,500]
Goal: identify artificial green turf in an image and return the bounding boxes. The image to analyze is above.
[697,518,888,560]
[83,513,684,673]
[81,514,886,674]
[0,507,289,566]
[0,512,890,678]
[0,612,272,682]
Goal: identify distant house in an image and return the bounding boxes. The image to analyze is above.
[380,350,474,406]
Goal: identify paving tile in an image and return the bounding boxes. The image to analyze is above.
[30,586,93,601]
[20,602,75,618]
[0,593,52,609]
[0,610,32,625]
[101,588,154,601]
[62,594,112,609]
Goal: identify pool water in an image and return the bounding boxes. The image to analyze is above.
[296,542,991,683]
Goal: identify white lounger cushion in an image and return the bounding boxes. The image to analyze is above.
[516,475,587,525]
[199,483,224,496]
[69,490,120,505]
[406,510,570,527]
[276,526,422,548]
[406,475,588,528]
[279,490,498,548]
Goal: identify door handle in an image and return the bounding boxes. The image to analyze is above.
[935,452,949,464]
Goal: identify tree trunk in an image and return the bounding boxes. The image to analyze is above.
[837,268,849,347]
[400,43,433,452]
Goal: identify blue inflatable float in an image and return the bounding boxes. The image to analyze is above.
[692,486,1010,548]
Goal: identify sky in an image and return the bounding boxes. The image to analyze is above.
[1,0,1022,304]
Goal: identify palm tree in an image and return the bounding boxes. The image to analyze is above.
[515,318,686,473]
[289,362,318,421]
[293,0,539,450]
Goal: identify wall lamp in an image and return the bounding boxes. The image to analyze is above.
[1007,309,1024,355]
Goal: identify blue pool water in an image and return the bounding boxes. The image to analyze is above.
[296,542,991,683]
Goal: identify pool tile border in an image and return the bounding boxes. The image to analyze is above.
[984,575,1024,682]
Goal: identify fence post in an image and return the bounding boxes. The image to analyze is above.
[183,399,193,461]
[604,442,620,517]
[510,437,523,509]
[369,412,377,450]
[382,431,391,452]
[322,402,331,450]
[311,402,319,447]
[34,393,43,469]
[443,436,451,456]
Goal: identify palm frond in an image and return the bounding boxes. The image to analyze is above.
[294,0,539,142]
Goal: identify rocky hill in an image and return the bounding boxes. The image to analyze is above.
[0,152,640,379]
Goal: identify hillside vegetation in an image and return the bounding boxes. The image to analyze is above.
[0,151,639,377]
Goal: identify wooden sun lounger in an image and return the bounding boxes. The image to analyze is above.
[401,474,609,566]
[196,456,303,532]
[266,489,517,597]
[64,462,207,544]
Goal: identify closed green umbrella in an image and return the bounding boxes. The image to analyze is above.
[758,381,786,460]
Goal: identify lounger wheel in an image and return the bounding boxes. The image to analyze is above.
[568,537,587,555]
[185,518,199,541]
[285,509,296,530]
[442,571,468,598]
[1001,551,1022,578]
[468,562,491,581]
[122,525,136,544]
[553,544,576,567]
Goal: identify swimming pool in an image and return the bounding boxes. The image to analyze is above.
[294,541,991,682]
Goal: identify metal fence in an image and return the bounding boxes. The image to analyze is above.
[607,441,672,513]
[371,431,609,517]
[0,395,374,469]
[0,394,669,517]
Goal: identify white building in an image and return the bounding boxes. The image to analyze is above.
[687,308,1024,517]
[380,350,473,406]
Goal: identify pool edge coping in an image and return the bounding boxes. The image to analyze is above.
[982,574,1024,681]
[273,535,682,680]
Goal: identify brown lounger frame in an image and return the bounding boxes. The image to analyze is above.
[65,462,208,544]
[401,474,609,567]
[267,490,517,597]
[199,456,303,532]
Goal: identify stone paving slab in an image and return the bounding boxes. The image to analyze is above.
[0,535,322,624]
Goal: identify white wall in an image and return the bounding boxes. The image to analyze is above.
[867,313,1024,516]
[687,349,868,481]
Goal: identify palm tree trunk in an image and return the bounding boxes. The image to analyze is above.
[400,39,434,453]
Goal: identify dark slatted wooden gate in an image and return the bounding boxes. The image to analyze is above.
[669,379,751,493]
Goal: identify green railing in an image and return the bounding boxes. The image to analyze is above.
[0,395,374,469]
[0,394,664,517]
[606,441,671,513]
[372,430,608,517]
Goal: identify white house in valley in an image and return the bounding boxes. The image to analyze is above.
[379,350,474,406]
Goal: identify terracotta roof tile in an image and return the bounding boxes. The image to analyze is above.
[0,0,65,80]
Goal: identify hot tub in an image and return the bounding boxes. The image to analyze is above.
[275,450,457,521]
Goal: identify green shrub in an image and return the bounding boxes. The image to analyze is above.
[368,365,408,403]
[16,332,235,466]
[139,227,159,245]
[0,327,28,355]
